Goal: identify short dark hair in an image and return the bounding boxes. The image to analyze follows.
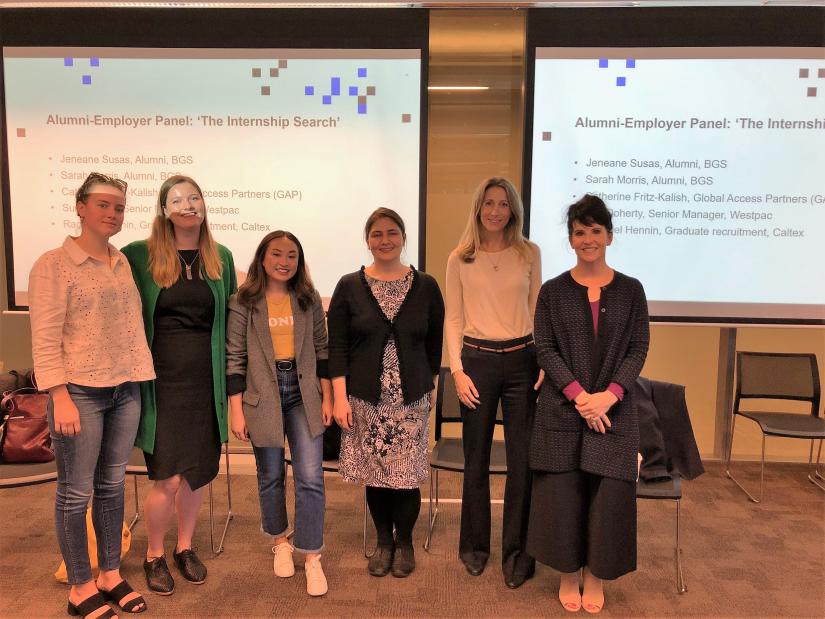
[364,207,406,242]
[566,194,613,236]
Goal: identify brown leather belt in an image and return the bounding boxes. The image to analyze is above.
[463,339,534,354]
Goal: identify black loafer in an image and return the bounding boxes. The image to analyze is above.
[368,545,394,577]
[504,564,535,589]
[463,557,486,577]
[391,543,415,578]
[173,548,207,584]
[143,556,175,596]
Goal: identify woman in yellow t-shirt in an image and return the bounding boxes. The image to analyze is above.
[226,231,332,597]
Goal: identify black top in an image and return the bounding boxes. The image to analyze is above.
[530,270,650,482]
[154,250,214,334]
[327,266,445,405]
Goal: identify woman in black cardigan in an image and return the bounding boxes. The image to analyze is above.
[328,208,444,579]
[528,195,649,614]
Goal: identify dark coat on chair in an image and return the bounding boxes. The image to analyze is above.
[635,377,704,481]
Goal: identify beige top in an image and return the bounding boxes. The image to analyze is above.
[266,294,295,360]
[29,236,155,390]
[445,242,542,373]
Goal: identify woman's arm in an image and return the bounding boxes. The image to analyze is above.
[225,295,250,396]
[610,281,650,391]
[425,278,446,377]
[29,255,82,436]
[444,252,465,374]
[326,277,350,380]
[533,283,577,391]
[331,376,352,431]
[310,292,333,426]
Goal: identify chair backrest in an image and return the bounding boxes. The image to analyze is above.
[734,352,821,417]
[434,367,503,440]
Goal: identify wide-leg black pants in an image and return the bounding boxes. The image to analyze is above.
[459,339,537,579]
[527,470,637,580]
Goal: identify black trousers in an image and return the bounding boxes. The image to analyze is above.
[459,340,538,578]
[527,470,637,580]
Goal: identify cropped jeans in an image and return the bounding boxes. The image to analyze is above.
[48,382,140,585]
[252,366,325,553]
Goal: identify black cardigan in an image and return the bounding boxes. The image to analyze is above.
[530,270,650,482]
[327,267,445,405]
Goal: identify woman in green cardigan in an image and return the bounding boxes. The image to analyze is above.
[122,175,236,596]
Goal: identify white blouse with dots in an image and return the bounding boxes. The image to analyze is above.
[29,236,155,390]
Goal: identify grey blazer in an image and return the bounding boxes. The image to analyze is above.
[226,291,328,448]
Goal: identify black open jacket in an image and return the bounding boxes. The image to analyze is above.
[327,266,445,405]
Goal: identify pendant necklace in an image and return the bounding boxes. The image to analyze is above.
[178,250,200,280]
[488,250,504,272]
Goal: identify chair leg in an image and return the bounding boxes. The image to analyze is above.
[128,474,140,531]
[209,444,234,556]
[423,468,439,552]
[675,498,686,594]
[363,486,376,558]
[808,439,825,492]
[725,415,764,503]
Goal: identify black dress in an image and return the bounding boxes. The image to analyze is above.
[144,250,221,490]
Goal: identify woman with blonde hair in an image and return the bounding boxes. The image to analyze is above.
[122,175,236,595]
[30,172,154,618]
[445,177,543,588]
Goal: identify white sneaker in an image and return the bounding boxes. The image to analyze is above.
[272,542,295,578]
[305,555,328,597]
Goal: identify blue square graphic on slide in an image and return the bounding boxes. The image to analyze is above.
[305,86,314,96]
[599,59,608,68]
[90,57,100,67]
[82,75,92,85]
[616,76,626,87]
[358,67,367,77]
[626,59,635,69]
[349,86,358,96]
[64,58,73,67]
[322,95,332,104]
[358,103,367,114]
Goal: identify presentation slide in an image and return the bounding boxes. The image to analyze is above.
[3,47,422,307]
[530,47,825,322]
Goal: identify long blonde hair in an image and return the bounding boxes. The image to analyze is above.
[455,176,532,263]
[148,175,223,288]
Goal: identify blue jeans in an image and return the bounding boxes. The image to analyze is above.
[48,382,141,584]
[252,366,325,553]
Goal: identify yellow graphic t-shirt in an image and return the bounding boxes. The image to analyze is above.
[266,294,295,360]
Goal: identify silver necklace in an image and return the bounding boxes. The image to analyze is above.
[178,250,200,280]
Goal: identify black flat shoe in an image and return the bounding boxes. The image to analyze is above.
[391,543,415,578]
[174,548,207,584]
[368,545,394,577]
[99,580,147,613]
[143,555,175,595]
[67,592,115,618]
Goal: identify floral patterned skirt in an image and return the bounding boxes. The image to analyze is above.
[339,390,431,489]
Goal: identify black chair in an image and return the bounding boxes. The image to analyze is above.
[0,459,57,489]
[725,352,824,503]
[126,443,234,555]
[424,367,506,551]
[635,377,705,594]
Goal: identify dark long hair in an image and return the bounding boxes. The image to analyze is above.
[237,230,317,310]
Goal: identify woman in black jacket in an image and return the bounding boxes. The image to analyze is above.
[328,208,444,579]
[528,195,649,614]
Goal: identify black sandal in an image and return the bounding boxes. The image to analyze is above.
[67,592,115,618]
[99,580,148,614]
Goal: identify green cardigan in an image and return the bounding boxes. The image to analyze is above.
[121,240,237,454]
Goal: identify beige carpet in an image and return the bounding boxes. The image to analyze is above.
[0,461,823,618]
